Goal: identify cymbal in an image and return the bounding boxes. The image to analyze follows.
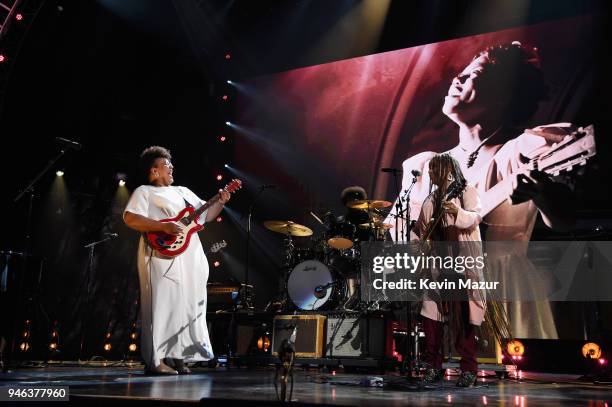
[358,221,393,230]
[346,199,392,210]
[263,220,313,237]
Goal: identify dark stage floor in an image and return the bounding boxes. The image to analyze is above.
[1,364,611,406]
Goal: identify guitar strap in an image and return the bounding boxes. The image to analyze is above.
[176,187,195,208]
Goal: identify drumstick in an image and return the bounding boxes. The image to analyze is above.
[310,211,324,225]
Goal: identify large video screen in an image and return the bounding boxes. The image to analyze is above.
[236,15,599,339]
[237,15,595,228]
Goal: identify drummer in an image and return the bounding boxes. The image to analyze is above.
[338,186,371,241]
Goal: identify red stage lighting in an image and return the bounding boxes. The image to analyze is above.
[222,95,228,101]
[213,261,220,267]
[216,174,223,181]
[0,55,5,63]
[16,13,23,21]
[216,216,222,222]
[225,53,231,60]
[219,136,226,142]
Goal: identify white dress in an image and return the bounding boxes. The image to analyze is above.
[123,185,213,367]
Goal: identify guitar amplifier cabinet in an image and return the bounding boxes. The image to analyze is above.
[272,314,325,358]
[325,312,385,358]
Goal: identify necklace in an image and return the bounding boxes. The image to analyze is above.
[465,126,502,168]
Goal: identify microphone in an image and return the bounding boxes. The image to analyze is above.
[314,282,335,299]
[105,233,118,238]
[55,137,82,151]
[411,169,421,177]
[259,184,276,189]
[381,168,402,173]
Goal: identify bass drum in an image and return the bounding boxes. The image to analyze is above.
[287,260,341,310]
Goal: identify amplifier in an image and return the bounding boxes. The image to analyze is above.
[325,312,385,358]
[207,284,239,311]
[272,314,325,358]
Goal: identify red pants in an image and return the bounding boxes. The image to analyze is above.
[421,315,478,373]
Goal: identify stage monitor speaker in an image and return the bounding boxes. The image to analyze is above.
[325,312,385,358]
[272,315,325,358]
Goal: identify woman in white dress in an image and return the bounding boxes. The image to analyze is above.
[123,146,230,375]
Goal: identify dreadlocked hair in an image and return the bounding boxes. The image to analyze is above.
[428,153,466,208]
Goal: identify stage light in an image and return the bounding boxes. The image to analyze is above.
[582,342,602,359]
[216,216,222,222]
[16,13,23,21]
[599,358,607,365]
[507,340,525,358]
[225,121,231,126]
[226,80,233,85]
[118,179,126,187]
[224,164,229,168]
[49,342,57,351]
[130,333,137,340]
[213,261,220,267]
[128,343,137,352]
[0,55,5,63]
[219,136,226,142]
[19,342,29,352]
[104,331,112,351]
[225,53,231,60]
[222,95,228,101]
[216,174,223,181]
[56,170,64,177]
[257,336,270,352]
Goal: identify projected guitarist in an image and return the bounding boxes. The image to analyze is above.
[386,42,596,339]
[123,146,232,375]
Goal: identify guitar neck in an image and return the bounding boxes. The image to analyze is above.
[191,193,220,221]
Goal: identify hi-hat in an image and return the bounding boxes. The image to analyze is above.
[264,220,313,237]
[346,199,392,210]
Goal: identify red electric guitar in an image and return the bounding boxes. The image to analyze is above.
[145,179,242,257]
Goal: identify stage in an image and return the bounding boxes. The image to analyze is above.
[1,364,610,406]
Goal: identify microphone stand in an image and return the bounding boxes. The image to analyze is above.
[242,186,270,310]
[385,169,421,377]
[402,173,419,241]
[78,235,114,362]
[7,146,75,370]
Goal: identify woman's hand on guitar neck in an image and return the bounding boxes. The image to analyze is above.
[219,189,231,204]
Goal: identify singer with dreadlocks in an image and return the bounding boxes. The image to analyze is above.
[413,153,488,387]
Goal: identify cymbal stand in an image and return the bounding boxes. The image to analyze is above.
[264,233,294,312]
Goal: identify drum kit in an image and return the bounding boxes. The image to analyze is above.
[263,200,393,312]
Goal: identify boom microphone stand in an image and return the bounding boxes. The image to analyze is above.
[7,139,80,369]
[78,234,116,361]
